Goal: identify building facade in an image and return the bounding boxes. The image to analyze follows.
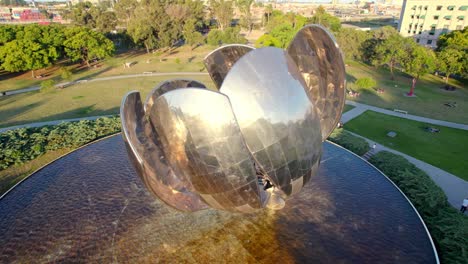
[398,0,468,48]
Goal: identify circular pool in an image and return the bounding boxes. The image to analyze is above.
[0,135,438,263]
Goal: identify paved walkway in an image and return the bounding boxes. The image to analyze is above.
[0,115,114,133]
[347,131,468,208]
[0,72,209,97]
[343,101,468,130]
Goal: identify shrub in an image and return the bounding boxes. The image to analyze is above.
[355,77,377,89]
[0,116,121,170]
[60,67,72,81]
[206,27,247,46]
[369,151,468,263]
[206,29,224,46]
[40,79,56,93]
[175,58,181,64]
[327,128,370,155]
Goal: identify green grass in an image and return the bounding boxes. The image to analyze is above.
[345,110,468,180]
[0,75,214,128]
[346,61,468,124]
[0,45,213,93]
[342,104,355,113]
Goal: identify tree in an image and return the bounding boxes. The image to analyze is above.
[399,40,436,96]
[95,11,117,33]
[310,5,341,32]
[183,19,204,50]
[206,27,247,46]
[255,34,281,48]
[438,48,464,84]
[0,25,63,77]
[436,27,467,81]
[372,33,405,80]
[335,28,370,61]
[210,0,234,30]
[114,0,138,27]
[63,26,114,67]
[269,23,295,48]
[63,2,97,27]
[236,0,254,34]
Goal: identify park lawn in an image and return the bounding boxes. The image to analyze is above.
[0,74,214,128]
[345,60,468,124]
[0,45,214,93]
[342,104,355,113]
[345,110,468,181]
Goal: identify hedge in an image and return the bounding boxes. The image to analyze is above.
[328,128,370,156]
[0,117,121,170]
[369,151,468,264]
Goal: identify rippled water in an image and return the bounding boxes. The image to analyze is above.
[0,135,437,263]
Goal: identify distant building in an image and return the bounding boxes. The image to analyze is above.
[398,0,468,48]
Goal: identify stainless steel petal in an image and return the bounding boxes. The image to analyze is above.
[204,44,254,90]
[220,47,323,197]
[147,88,262,213]
[120,91,208,212]
[287,24,346,141]
[145,78,207,112]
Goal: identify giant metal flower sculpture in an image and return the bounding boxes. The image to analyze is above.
[120,25,346,213]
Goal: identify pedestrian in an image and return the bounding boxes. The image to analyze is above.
[372,143,376,150]
[460,197,468,214]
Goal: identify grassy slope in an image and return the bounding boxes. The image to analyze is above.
[0,75,214,128]
[346,61,468,124]
[345,110,468,180]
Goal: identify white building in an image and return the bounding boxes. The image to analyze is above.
[398,0,468,48]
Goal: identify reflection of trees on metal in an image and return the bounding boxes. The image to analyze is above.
[120,25,346,213]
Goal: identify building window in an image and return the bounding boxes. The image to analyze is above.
[436,6,442,10]
[429,25,436,35]
[457,16,465,21]
[427,40,432,45]
[408,30,411,33]
[411,15,414,19]
[444,16,452,20]
[460,6,468,11]
[413,30,417,34]
[424,6,428,10]
[418,31,422,35]
[434,15,439,20]
[456,25,462,30]
[416,38,420,43]
[447,6,455,11]
[411,5,416,10]
[409,23,412,28]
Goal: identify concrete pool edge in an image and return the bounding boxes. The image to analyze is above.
[325,140,440,264]
[0,133,122,201]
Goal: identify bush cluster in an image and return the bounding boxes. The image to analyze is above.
[369,151,468,263]
[327,128,370,156]
[206,27,247,46]
[0,117,121,170]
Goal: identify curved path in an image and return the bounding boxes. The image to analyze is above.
[0,72,209,96]
[343,101,468,130]
[348,131,468,209]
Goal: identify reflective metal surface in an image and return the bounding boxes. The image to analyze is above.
[121,91,208,212]
[148,88,262,213]
[121,24,346,213]
[204,44,254,89]
[220,47,322,197]
[287,25,346,140]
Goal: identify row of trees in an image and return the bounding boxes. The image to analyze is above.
[62,0,267,52]
[0,24,114,77]
[336,26,467,95]
[256,7,340,48]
